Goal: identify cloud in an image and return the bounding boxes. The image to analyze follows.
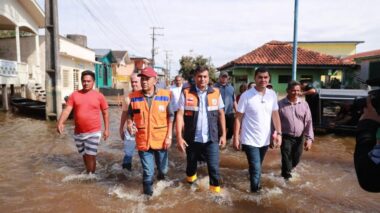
[36,0,380,74]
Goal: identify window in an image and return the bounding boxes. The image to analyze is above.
[63,69,70,87]
[369,61,380,79]
[73,69,79,91]
[235,75,248,83]
[278,75,292,83]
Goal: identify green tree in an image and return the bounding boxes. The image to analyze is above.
[179,55,216,82]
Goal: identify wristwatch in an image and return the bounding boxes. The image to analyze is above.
[277,132,282,136]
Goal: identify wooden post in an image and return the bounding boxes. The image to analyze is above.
[2,84,9,111]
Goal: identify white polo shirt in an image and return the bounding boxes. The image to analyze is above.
[237,87,279,147]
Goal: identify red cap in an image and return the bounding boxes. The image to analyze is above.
[138,67,157,77]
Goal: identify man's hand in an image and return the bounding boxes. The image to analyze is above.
[127,124,137,136]
[304,139,312,151]
[163,137,172,150]
[233,136,241,151]
[176,138,188,153]
[119,128,125,141]
[103,129,109,141]
[273,135,282,149]
[57,123,64,134]
[219,135,226,149]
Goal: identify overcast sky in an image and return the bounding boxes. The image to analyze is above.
[36,0,380,76]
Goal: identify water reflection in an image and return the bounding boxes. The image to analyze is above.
[0,107,379,212]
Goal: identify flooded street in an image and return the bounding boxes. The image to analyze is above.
[0,107,379,213]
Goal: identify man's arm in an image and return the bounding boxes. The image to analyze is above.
[272,110,282,148]
[233,94,238,113]
[102,108,109,140]
[219,109,226,148]
[57,105,73,134]
[233,112,243,150]
[303,103,314,151]
[119,97,130,140]
[163,100,174,150]
[176,109,187,153]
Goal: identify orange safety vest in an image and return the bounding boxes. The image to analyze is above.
[182,86,221,143]
[129,89,171,151]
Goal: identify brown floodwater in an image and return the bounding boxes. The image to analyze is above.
[0,107,379,212]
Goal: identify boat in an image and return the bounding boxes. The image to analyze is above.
[10,97,46,117]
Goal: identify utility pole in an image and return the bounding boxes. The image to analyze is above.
[164,50,171,86]
[45,0,62,120]
[292,0,299,80]
[150,27,163,67]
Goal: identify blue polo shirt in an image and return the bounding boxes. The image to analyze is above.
[214,82,235,115]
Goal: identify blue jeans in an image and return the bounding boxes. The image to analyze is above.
[138,149,168,195]
[242,144,269,192]
[186,141,220,186]
[123,130,135,165]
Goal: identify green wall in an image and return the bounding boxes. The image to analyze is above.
[95,52,113,88]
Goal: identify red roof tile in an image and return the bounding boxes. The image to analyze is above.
[219,41,355,70]
[343,49,380,62]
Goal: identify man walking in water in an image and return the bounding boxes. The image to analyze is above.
[57,70,109,174]
[119,73,141,171]
[233,67,282,193]
[278,80,313,180]
[127,67,173,196]
[176,66,226,193]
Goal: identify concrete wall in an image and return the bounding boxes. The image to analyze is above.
[0,0,40,34]
[298,43,358,58]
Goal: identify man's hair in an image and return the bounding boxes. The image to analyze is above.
[254,66,269,77]
[194,65,209,75]
[299,79,309,85]
[287,80,301,91]
[175,75,182,80]
[81,70,95,81]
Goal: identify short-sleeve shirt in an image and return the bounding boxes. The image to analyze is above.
[178,86,224,143]
[237,87,279,147]
[170,85,183,112]
[67,90,109,134]
[214,82,235,115]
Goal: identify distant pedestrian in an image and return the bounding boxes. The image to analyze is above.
[119,73,141,171]
[236,83,247,103]
[176,66,226,193]
[248,82,255,89]
[170,75,183,124]
[57,70,109,174]
[278,80,314,180]
[214,71,237,144]
[233,67,282,193]
[127,67,173,196]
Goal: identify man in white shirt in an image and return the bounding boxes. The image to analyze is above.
[233,67,282,193]
[170,75,183,123]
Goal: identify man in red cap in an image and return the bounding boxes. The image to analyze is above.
[126,67,174,196]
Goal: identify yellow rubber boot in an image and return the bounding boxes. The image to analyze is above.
[209,185,221,193]
[186,174,197,184]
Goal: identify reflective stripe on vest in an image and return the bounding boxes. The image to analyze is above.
[129,89,171,151]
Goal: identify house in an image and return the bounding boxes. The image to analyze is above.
[0,0,44,109]
[218,41,358,93]
[48,35,98,101]
[344,49,380,86]
[110,50,134,92]
[130,55,151,72]
[94,49,113,89]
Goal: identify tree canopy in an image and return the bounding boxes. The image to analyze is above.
[178,55,216,82]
